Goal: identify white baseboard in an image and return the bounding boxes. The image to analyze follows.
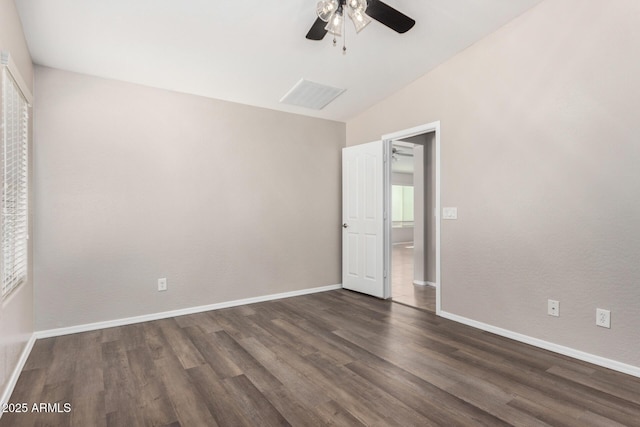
[0,334,36,413]
[413,280,437,287]
[35,284,343,339]
[439,310,640,379]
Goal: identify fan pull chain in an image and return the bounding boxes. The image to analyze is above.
[342,10,347,54]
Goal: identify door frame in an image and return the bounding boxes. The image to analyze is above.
[382,121,441,314]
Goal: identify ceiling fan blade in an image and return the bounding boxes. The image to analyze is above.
[366,0,415,34]
[306,17,328,40]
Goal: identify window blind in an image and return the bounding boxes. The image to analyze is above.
[1,57,29,298]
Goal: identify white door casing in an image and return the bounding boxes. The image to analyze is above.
[342,141,386,298]
[383,121,441,313]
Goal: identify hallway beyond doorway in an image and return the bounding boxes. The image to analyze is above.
[391,243,435,312]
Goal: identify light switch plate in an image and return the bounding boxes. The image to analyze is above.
[443,207,458,220]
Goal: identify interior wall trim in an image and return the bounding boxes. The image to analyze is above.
[413,280,437,288]
[0,51,33,104]
[439,310,640,379]
[35,284,343,339]
[0,334,36,418]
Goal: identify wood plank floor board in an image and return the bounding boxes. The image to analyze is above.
[313,400,366,427]
[181,325,243,379]
[120,323,148,352]
[345,358,510,427]
[125,346,179,426]
[209,330,283,385]
[3,290,640,427]
[237,337,332,408]
[207,308,265,341]
[455,344,640,417]
[331,327,463,387]
[443,380,553,427]
[43,334,80,387]
[251,336,400,426]
[69,390,106,427]
[155,318,206,370]
[271,314,386,368]
[507,395,588,427]
[140,320,174,362]
[232,314,294,351]
[276,297,346,332]
[173,311,224,333]
[22,338,55,371]
[101,340,146,427]
[186,364,256,427]
[248,311,321,357]
[204,331,327,426]
[151,345,219,427]
[446,352,591,421]
[248,378,329,427]
[71,331,104,400]
[303,351,430,427]
[546,365,640,405]
[449,347,640,426]
[591,367,640,394]
[100,326,122,344]
[222,374,291,427]
[31,381,73,427]
[270,318,355,366]
[578,411,631,427]
[209,329,325,425]
[449,329,591,375]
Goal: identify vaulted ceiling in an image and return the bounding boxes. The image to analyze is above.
[15,0,542,121]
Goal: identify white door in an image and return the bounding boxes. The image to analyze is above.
[342,140,387,298]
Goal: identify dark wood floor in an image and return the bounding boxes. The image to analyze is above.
[3,290,640,426]
[392,243,436,312]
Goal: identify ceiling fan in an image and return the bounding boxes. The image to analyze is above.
[306,0,415,42]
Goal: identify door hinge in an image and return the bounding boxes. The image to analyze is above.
[383,270,387,278]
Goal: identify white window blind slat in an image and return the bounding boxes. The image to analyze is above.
[1,62,29,298]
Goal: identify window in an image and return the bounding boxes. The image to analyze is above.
[392,185,414,228]
[1,52,30,298]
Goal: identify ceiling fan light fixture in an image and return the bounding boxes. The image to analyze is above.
[305,0,416,45]
[348,8,371,33]
[316,0,339,22]
[324,10,343,36]
[346,0,368,13]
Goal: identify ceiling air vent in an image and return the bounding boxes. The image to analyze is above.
[280,79,345,110]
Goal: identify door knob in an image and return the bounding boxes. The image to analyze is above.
[342,223,349,228]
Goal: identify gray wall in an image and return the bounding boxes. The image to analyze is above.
[347,0,640,367]
[424,134,436,284]
[403,134,436,285]
[0,0,34,402]
[34,66,345,330]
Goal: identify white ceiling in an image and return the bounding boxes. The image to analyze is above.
[15,0,542,122]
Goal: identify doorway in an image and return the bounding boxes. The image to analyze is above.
[383,122,441,314]
[389,140,434,311]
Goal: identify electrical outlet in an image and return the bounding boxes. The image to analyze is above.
[596,308,610,328]
[158,278,167,292]
[547,300,559,317]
